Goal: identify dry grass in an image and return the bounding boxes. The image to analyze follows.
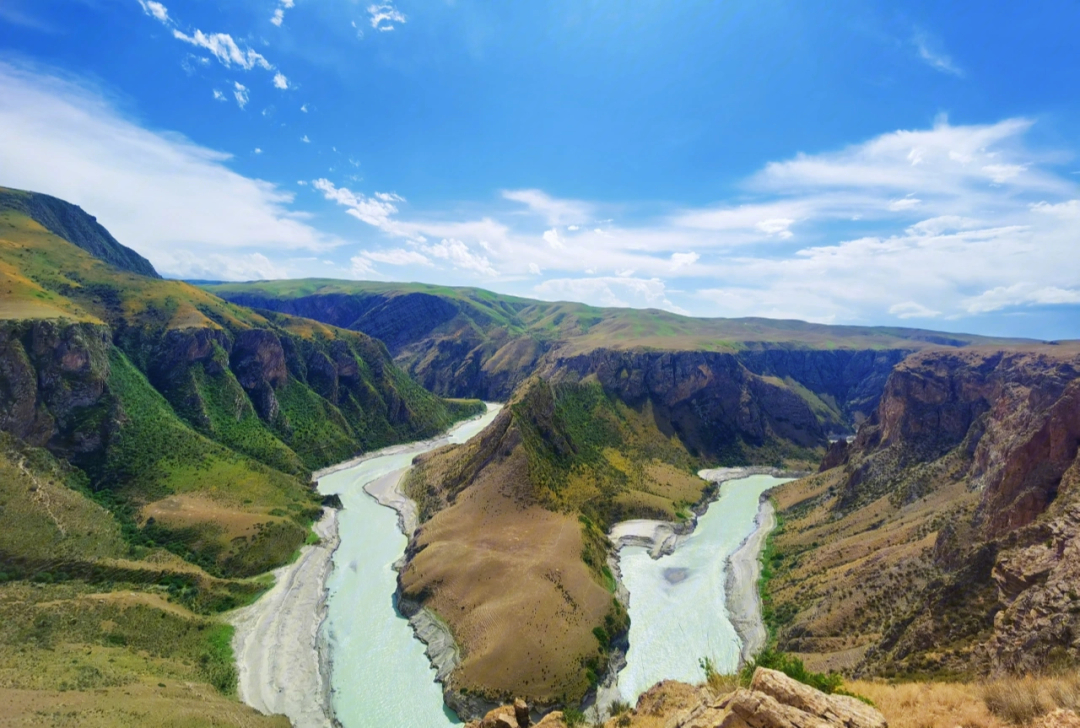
[764,469,983,665]
[980,675,1080,725]
[400,446,615,704]
[0,680,288,727]
[846,676,1080,728]
[848,680,1006,728]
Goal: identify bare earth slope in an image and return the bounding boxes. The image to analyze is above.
[398,378,719,711]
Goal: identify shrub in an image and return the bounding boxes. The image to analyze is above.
[700,656,739,695]
[562,707,586,726]
[741,649,843,694]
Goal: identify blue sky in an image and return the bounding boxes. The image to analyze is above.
[1,0,1079,338]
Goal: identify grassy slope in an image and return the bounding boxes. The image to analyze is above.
[0,190,480,721]
[0,206,480,572]
[400,379,707,705]
[204,278,1037,354]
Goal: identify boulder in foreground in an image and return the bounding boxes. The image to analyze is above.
[466,667,888,728]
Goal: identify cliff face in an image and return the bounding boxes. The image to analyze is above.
[0,320,114,458]
[541,349,827,462]
[208,286,962,467]
[766,346,1080,678]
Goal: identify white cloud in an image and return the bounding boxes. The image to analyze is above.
[316,117,1080,326]
[359,248,430,266]
[888,196,921,211]
[503,189,592,226]
[535,276,681,312]
[254,147,262,154]
[301,135,310,143]
[670,252,699,270]
[963,284,1080,314]
[350,255,377,277]
[212,89,225,101]
[1030,199,1080,218]
[173,30,273,70]
[163,252,287,281]
[312,178,402,231]
[368,3,406,31]
[233,82,249,109]
[755,217,795,238]
[888,302,941,319]
[300,103,309,113]
[137,0,170,24]
[913,31,964,77]
[982,163,1026,184]
[542,228,565,249]
[273,72,289,90]
[0,63,339,276]
[422,239,497,276]
[271,9,284,26]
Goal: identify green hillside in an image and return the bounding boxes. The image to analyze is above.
[0,187,482,721]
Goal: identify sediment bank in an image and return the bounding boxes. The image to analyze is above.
[230,507,340,728]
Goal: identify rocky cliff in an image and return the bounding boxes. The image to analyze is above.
[765,345,1080,678]
[203,280,1040,466]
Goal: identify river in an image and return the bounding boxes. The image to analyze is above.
[611,474,793,704]
[316,411,788,725]
[316,405,502,728]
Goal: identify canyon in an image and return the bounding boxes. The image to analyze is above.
[2,186,1079,726]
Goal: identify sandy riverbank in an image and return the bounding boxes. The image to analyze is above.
[726,497,777,665]
[364,469,418,537]
[230,507,340,728]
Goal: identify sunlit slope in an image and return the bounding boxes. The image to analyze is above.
[204,279,1039,443]
[0,188,481,578]
[205,277,1034,354]
[400,379,711,706]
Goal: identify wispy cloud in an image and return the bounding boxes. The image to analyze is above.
[137,0,170,24]
[315,115,1080,321]
[503,188,592,226]
[367,3,406,31]
[233,82,249,109]
[270,0,294,27]
[135,0,288,100]
[913,30,964,77]
[173,29,271,70]
[0,63,339,279]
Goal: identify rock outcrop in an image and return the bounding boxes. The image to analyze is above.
[765,345,1080,678]
[465,669,888,728]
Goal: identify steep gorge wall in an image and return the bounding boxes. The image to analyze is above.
[768,346,1080,677]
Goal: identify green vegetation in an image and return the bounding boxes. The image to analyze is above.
[0,187,485,719]
[205,277,1029,354]
[512,379,704,529]
[0,581,238,695]
[740,648,843,694]
[758,509,798,639]
[699,656,740,695]
[562,706,587,726]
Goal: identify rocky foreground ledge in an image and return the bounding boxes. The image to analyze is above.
[468,667,887,728]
